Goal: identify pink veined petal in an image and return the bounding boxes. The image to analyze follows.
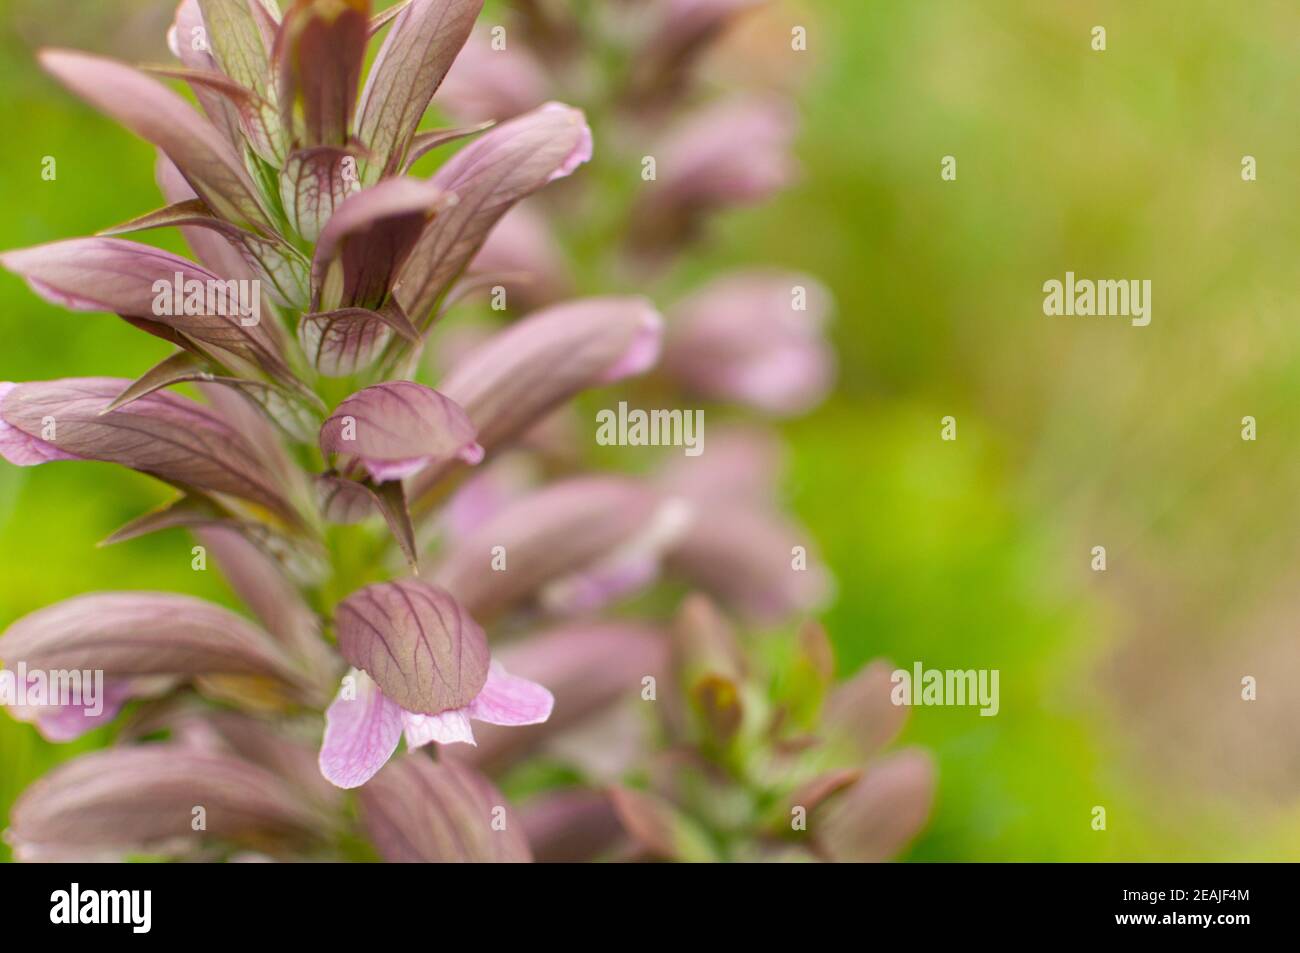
[355,0,485,184]
[319,669,404,789]
[466,661,554,726]
[401,707,476,748]
[0,382,81,466]
[0,591,304,688]
[395,102,594,322]
[332,578,490,715]
[319,381,482,486]
[414,298,663,488]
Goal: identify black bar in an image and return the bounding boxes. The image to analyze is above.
[1,862,1274,939]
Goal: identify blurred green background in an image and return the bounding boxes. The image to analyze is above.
[4,0,1300,861]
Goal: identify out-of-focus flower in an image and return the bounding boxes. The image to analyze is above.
[629,0,764,105]
[406,297,663,502]
[657,424,784,503]
[0,591,317,741]
[664,271,835,415]
[467,203,573,310]
[524,596,934,863]
[4,745,331,862]
[630,96,798,251]
[358,753,532,861]
[432,476,693,617]
[654,426,831,621]
[447,620,669,773]
[437,25,549,123]
[520,788,631,863]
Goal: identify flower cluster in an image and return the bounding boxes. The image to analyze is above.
[528,595,935,862]
[0,0,929,862]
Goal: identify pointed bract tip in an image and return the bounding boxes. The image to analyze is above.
[599,300,664,383]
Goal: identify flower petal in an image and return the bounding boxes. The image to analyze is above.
[519,789,627,863]
[635,0,763,94]
[431,476,671,618]
[395,102,593,324]
[446,297,658,448]
[39,48,273,231]
[9,745,323,861]
[665,271,833,415]
[156,152,260,282]
[195,525,336,684]
[658,96,796,206]
[656,424,782,505]
[437,25,548,123]
[169,0,243,146]
[320,381,480,482]
[467,202,570,310]
[466,661,553,726]
[672,592,745,682]
[813,750,936,863]
[318,668,405,789]
[608,785,716,862]
[334,578,490,714]
[445,621,667,772]
[311,176,447,312]
[27,679,135,743]
[401,706,475,748]
[0,591,305,687]
[821,659,910,759]
[279,146,360,243]
[666,502,831,622]
[407,297,660,502]
[298,304,418,377]
[197,0,285,163]
[273,0,369,148]
[355,0,484,183]
[0,382,80,465]
[540,496,693,616]
[357,753,532,861]
[632,96,795,249]
[197,378,301,477]
[0,378,299,522]
[317,472,377,523]
[0,237,289,378]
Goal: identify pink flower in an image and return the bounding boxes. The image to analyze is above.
[320,663,553,789]
[317,579,552,788]
[664,270,835,415]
